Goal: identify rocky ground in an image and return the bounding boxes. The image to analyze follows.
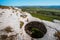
[0,6,60,40]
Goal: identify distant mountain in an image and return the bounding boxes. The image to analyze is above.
[39,6,60,9]
[16,6,60,9]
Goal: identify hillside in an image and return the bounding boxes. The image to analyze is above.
[0,6,60,40]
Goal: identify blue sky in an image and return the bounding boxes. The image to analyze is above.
[0,0,60,6]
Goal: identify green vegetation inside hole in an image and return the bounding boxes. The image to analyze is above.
[30,27,44,38]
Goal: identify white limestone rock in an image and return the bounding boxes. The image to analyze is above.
[0,6,60,40]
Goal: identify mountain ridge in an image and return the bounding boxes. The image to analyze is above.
[16,6,60,9]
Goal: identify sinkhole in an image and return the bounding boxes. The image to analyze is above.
[25,21,47,38]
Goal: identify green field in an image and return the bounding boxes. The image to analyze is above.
[20,7,60,21]
[30,13,55,21]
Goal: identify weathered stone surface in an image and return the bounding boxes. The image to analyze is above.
[0,6,60,40]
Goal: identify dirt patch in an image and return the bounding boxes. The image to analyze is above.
[20,15,27,18]
[54,31,60,40]
[3,26,13,33]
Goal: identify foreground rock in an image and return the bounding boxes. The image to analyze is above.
[0,6,21,40]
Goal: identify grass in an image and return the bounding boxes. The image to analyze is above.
[30,13,60,21]
[30,13,54,21]
[20,21,24,28]
[31,27,44,38]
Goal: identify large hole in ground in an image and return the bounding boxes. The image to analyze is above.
[25,21,47,38]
